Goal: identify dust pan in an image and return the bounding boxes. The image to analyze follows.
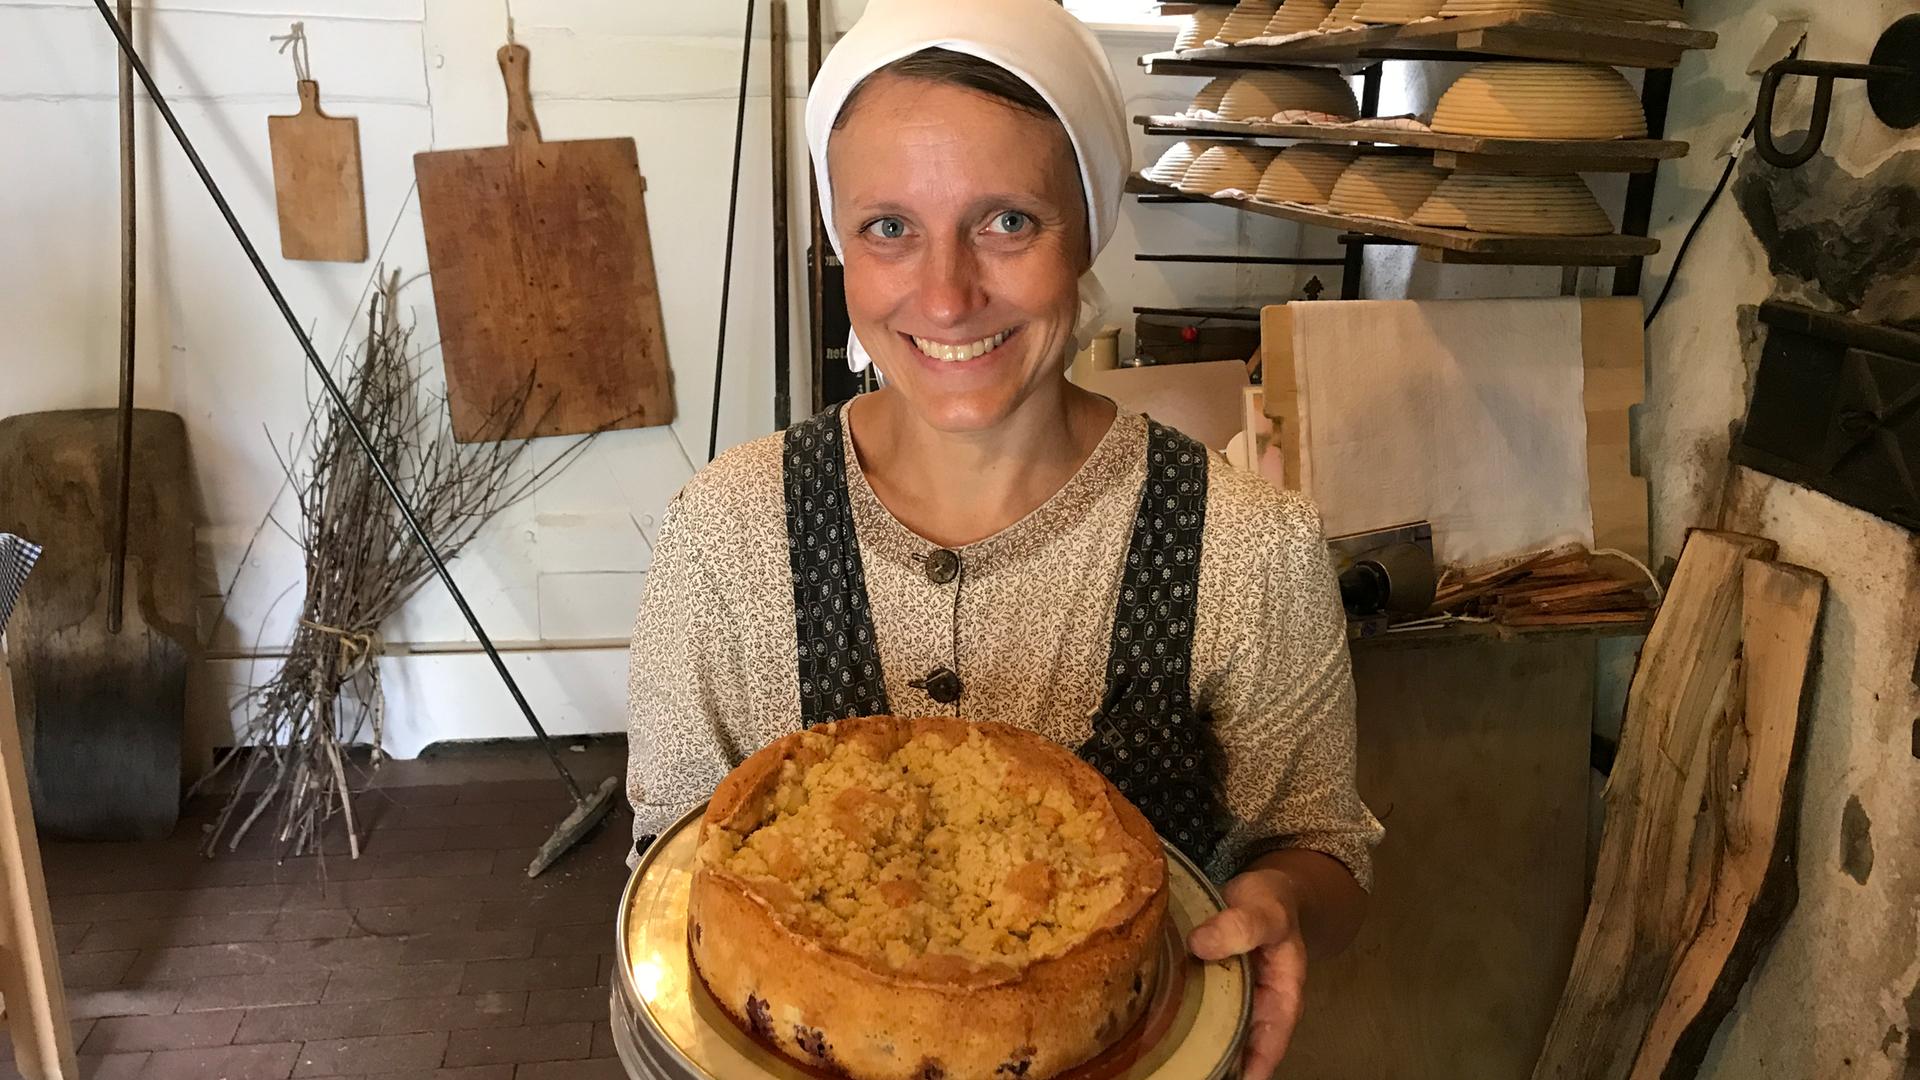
[0,1,188,842]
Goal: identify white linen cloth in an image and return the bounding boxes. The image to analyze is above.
[1289,298,1595,565]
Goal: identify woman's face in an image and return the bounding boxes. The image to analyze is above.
[829,74,1089,434]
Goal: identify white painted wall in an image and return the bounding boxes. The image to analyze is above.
[1361,4,1920,1074]
[0,0,1310,757]
[1639,3,1920,1075]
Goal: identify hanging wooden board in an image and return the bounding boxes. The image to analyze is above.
[0,409,192,841]
[413,44,674,443]
[267,79,368,263]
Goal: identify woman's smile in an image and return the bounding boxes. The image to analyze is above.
[904,327,1017,364]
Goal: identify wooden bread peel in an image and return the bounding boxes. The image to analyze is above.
[414,44,673,443]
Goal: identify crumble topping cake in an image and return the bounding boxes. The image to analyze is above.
[689,715,1169,1080]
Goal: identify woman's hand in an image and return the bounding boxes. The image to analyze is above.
[1186,849,1368,1080]
[1187,867,1310,1080]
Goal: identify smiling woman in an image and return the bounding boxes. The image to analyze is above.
[625,1,1383,1077]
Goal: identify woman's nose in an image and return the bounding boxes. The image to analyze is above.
[915,240,987,329]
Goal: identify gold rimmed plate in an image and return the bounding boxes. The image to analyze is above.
[611,804,1251,1080]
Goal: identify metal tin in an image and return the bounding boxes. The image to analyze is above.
[610,803,1251,1079]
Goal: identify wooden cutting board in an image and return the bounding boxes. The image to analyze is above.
[414,44,674,443]
[267,79,368,263]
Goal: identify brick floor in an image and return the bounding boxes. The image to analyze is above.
[3,745,634,1080]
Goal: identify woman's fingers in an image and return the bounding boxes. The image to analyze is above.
[1186,904,1270,961]
[1241,937,1309,1080]
[1241,1015,1285,1080]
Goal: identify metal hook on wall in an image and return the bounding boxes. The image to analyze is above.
[1754,13,1920,168]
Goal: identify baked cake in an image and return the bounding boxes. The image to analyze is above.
[689,716,1169,1080]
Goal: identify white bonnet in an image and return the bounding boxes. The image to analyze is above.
[803,0,1129,372]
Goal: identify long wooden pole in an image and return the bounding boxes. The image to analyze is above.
[107,0,135,634]
[806,0,825,414]
[0,648,81,1079]
[770,0,792,429]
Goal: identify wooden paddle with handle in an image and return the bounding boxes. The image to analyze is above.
[267,78,368,262]
[414,44,674,442]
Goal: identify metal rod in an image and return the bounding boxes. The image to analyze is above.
[1613,64,1674,297]
[1769,59,1910,79]
[107,0,135,634]
[770,0,791,430]
[709,0,758,461]
[1131,305,1263,321]
[87,0,587,805]
[1340,63,1383,301]
[1136,253,1345,265]
[806,0,826,416]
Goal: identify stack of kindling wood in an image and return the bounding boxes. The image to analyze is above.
[1531,530,1827,1080]
[1430,548,1658,628]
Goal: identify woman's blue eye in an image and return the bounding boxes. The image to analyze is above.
[867,217,906,239]
[989,211,1031,234]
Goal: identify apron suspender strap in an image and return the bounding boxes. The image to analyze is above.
[783,405,891,727]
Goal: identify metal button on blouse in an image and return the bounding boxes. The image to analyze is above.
[909,665,964,704]
[925,548,960,584]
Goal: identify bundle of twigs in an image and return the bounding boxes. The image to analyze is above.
[199,269,589,860]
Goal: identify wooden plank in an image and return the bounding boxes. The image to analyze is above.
[1435,151,1659,174]
[1451,26,1680,67]
[1624,559,1825,1079]
[0,652,80,1079]
[1126,173,1660,262]
[1258,304,1302,488]
[1502,576,1643,607]
[1421,247,1637,266]
[1282,637,1594,1078]
[1149,13,1714,68]
[1136,114,1688,166]
[266,80,368,263]
[414,44,674,442]
[1581,297,1649,562]
[1389,11,1716,49]
[1532,530,1779,1080]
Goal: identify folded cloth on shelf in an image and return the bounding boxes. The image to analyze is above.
[1283,299,1597,564]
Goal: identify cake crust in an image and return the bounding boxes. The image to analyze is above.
[689,716,1169,1080]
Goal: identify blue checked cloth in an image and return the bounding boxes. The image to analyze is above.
[0,534,41,636]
